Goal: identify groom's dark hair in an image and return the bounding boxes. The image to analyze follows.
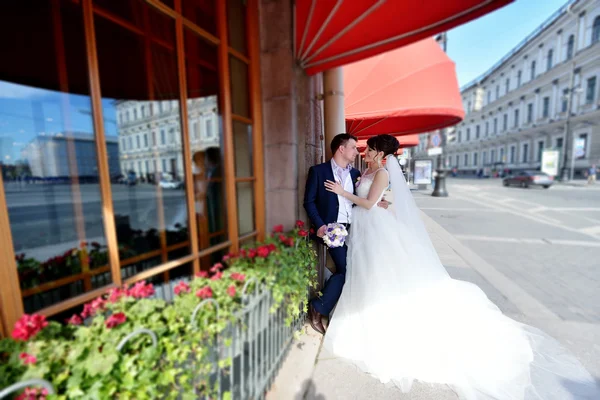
[331,133,358,155]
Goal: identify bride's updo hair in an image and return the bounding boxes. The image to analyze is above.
[366,134,400,157]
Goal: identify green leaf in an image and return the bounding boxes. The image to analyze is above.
[85,352,118,377]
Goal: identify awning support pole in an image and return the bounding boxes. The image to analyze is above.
[323,67,345,160]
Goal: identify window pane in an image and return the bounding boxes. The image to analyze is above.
[95,0,191,279]
[230,56,250,117]
[236,182,255,235]
[185,28,228,251]
[228,0,247,55]
[0,1,111,313]
[182,0,217,36]
[233,121,253,177]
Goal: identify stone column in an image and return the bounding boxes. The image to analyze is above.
[259,0,322,230]
[552,79,559,118]
[534,88,541,122]
[323,68,345,160]
[556,29,563,63]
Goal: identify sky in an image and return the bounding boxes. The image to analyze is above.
[447,0,571,88]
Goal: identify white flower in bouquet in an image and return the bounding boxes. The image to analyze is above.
[322,222,349,248]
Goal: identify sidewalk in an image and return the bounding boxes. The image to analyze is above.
[265,211,522,400]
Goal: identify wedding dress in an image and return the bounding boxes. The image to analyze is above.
[322,155,599,400]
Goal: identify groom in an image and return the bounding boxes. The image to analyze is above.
[303,133,361,335]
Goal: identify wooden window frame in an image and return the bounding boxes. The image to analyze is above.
[0,0,265,332]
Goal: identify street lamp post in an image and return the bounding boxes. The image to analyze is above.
[432,32,449,197]
[560,63,581,181]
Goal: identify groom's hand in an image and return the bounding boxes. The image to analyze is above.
[377,200,390,209]
[317,225,327,237]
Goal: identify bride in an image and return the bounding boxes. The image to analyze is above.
[322,134,599,399]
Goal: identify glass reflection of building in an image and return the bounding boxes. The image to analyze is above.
[115,98,219,182]
[22,133,119,179]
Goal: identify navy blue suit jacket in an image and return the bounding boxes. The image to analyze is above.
[303,161,361,233]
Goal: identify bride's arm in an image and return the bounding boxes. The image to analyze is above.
[324,170,388,209]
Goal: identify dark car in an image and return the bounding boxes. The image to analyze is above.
[502,171,554,189]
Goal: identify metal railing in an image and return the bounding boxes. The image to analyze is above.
[2,277,306,400]
[461,0,579,91]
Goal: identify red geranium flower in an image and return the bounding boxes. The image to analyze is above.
[267,243,276,252]
[298,229,308,237]
[174,281,190,295]
[295,220,305,228]
[278,234,287,242]
[247,248,257,258]
[196,286,213,299]
[211,271,223,281]
[231,272,246,282]
[107,287,128,303]
[11,314,48,342]
[128,281,155,299]
[105,312,127,329]
[195,271,209,278]
[19,352,37,366]
[67,314,83,326]
[15,387,48,400]
[273,224,284,233]
[257,246,270,258]
[286,238,295,247]
[210,263,223,273]
[227,285,237,297]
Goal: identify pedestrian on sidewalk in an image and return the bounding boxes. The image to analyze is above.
[588,164,597,185]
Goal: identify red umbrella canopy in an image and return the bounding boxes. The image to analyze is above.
[356,135,419,152]
[344,38,464,138]
[295,0,513,74]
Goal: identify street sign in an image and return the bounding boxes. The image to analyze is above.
[574,138,586,159]
[427,147,442,156]
[414,159,433,185]
[541,150,559,176]
[431,133,442,147]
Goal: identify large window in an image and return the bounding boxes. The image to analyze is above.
[0,0,263,322]
[543,97,550,118]
[530,61,536,80]
[586,77,597,105]
[593,16,600,44]
[546,49,553,71]
[566,35,575,60]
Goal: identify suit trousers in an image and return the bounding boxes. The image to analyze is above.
[311,243,347,316]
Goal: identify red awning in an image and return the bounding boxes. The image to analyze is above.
[357,135,419,152]
[345,38,464,138]
[295,0,512,75]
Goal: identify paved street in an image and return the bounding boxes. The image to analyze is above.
[414,178,600,379]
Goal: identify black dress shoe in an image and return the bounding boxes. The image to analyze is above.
[309,303,326,335]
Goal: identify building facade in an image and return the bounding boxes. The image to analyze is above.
[415,0,600,178]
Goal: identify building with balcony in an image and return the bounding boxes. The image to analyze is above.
[415,0,600,178]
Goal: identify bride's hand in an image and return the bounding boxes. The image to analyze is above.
[324,180,345,195]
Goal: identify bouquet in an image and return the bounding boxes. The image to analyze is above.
[322,222,349,248]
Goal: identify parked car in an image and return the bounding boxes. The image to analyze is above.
[159,179,183,189]
[502,171,554,189]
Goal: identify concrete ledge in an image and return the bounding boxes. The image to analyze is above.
[266,323,323,400]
